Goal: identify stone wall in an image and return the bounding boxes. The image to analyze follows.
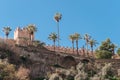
[0,38,15,46]
[45,45,93,56]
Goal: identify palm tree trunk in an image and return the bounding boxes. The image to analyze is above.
[82,45,85,57]
[91,46,93,57]
[53,41,56,52]
[76,40,79,55]
[6,33,9,39]
[57,22,60,51]
[6,35,8,39]
[72,41,74,53]
[31,35,32,41]
[5,34,8,43]
[112,48,115,55]
[86,42,88,57]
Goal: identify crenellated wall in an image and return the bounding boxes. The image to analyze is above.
[44,45,93,56]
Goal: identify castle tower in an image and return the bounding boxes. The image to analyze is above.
[14,27,34,45]
[14,27,31,40]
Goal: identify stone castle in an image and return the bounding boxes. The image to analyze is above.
[0,27,119,58]
[14,27,34,45]
[13,27,89,55]
[12,27,97,56]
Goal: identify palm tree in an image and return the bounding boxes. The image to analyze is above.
[74,33,82,55]
[3,27,12,39]
[84,33,91,56]
[89,39,98,57]
[48,32,57,51]
[69,34,76,53]
[26,24,37,41]
[111,43,117,55]
[54,12,62,48]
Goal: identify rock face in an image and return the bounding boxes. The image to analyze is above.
[95,59,120,75]
[49,73,63,80]
[0,41,77,79]
[60,56,77,68]
[1,39,120,79]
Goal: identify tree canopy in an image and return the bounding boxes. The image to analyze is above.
[95,38,116,59]
[3,27,12,39]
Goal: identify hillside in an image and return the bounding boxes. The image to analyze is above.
[0,39,120,80]
[0,39,78,79]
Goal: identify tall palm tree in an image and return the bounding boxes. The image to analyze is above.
[26,24,37,41]
[74,33,82,55]
[89,39,98,57]
[54,12,62,49]
[48,32,57,51]
[84,33,91,56]
[3,27,12,39]
[69,34,76,53]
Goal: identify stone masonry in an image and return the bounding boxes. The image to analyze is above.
[14,27,34,45]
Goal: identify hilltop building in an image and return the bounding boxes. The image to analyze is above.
[13,27,93,56]
[6,27,119,59]
[14,27,34,45]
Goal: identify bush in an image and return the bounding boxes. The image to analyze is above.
[0,59,16,80]
[16,66,30,80]
[95,50,112,59]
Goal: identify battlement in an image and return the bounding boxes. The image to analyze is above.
[45,45,93,56]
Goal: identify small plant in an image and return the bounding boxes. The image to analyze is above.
[0,59,16,80]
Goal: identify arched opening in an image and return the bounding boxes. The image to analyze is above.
[61,56,76,68]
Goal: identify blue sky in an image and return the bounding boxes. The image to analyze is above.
[0,0,120,49]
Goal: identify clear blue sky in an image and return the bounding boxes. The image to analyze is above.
[0,0,120,49]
